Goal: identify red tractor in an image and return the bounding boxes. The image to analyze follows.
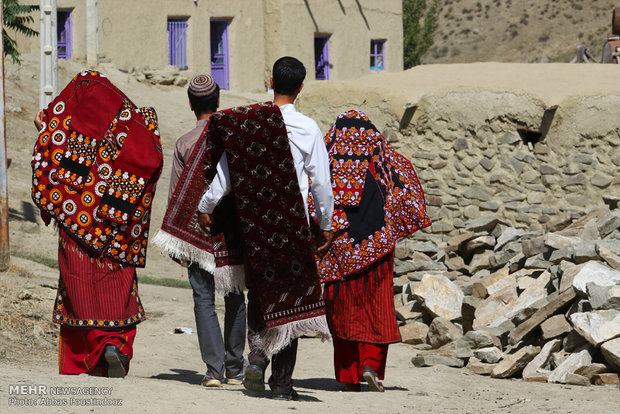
[602,7,620,63]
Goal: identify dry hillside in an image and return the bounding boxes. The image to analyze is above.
[424,0,617,63]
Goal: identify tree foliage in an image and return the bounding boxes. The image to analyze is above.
[3,0,39,64]
[403,0,438,69]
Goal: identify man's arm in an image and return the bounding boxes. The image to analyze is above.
[306,124,335,253]
[168,144,184,203]
[197,153,231,228]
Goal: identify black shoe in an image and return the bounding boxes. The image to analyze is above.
[243,364,265,392]
[104,345,128,378]
[272,389,299,401]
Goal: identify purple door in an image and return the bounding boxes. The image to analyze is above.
[210,20,229,90]
[57,10,72,59]
[314,35,330,80]
[168,19,188,69]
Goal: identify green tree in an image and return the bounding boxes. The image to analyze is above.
[403,0,438,69]
[3,0,39,64]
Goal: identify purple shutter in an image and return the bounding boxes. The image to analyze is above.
[210,20,230,90]
[57,10,72,59]
[314,36,330,80]
[370,40,385,70]
[168,19,188,69]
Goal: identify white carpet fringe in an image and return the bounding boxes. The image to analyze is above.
[152,230,246,295]
[251,314,331,358]
[214,265,246,295]
[152,230,216,273]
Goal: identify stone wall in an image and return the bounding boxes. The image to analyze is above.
[400,91,620,236]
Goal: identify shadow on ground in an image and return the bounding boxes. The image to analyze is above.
[150,369,203,385]
[295,377,409,393]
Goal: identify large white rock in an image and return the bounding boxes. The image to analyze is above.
[473,347,504,364]
[569,310,620,346]
[545,233,580,250]
[586,283,620,310]
[473,285,518,329]
[472,267,516,299]
[399,321,429,345]
[413,274,464,321]
[505,284,549,321]
[522,339,562,380]
[571,261,620,295]
[491,345,540,379]
[548,349,592,384]
[600,338,620,370]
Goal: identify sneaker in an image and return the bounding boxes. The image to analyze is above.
[243,364,265,392]
[104,345,128,378]
[201,372,222,388]
[223,372,243,385]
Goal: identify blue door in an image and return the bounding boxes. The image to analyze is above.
[210,20,230,90]
[314,35,330,80]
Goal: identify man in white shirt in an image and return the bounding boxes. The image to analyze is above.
[197,56,334,401]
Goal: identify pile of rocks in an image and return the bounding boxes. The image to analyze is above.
[130,65,189,87]
[396,201,620,386]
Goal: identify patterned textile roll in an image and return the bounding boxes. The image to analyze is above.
[31,71,163,267]
[312,110,431,283]
[155,102,329,357]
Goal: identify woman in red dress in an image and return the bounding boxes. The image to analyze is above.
[317,110,431,392]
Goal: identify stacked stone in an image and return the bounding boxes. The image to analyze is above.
[394,94,620,237]
[130,65,189,86]
[395,202,620,386]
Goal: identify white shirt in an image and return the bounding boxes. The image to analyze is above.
[198,104,334,231]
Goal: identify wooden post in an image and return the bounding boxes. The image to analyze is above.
[0,2,10,271]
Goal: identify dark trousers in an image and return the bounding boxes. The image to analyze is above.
[247,290,298,395]
[188,264,246,379]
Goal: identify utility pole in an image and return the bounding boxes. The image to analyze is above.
[86,0,98,67]
[0,1,10,271]
[40,0,57,108]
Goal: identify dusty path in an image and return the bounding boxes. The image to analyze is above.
[2,261,620,414]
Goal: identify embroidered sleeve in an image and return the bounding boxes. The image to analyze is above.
[95,108,162,225]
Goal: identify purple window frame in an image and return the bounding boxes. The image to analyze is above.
[57,10,72,59]
[314,35,330,80]
[168,18,188,69]
[370,39,386,71]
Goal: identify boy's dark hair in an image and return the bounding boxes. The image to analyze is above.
[188,84,220,115]
[272,56,306,96]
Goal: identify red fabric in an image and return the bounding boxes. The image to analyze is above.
[69,79,123,141]
[160,118,243,270]
[31,71,163,267]
[324,252,401,344]
[332,336,388,384]
[54,229,145,328]
[59,325,136,376]
[312,110,431,283]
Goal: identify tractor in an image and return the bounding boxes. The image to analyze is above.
[602,7,620,63]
